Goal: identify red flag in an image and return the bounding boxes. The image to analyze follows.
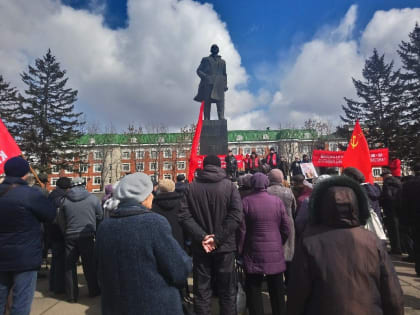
[188,102,204,182]
[0,118,22,175]
[342,120,374,183]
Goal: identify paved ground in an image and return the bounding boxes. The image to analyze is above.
[29,255,420,315]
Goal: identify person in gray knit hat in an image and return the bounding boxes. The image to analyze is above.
[96,173,192,315]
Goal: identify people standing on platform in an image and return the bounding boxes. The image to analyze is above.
[302,154,310,163]
[267,169,296,285]
[278,156,289,181]
[287,176,404,315]
[243,154,250,173]
[266,147,279,170]
[0,157,56,315]
[97,173,192,315]
[59,177,102,302]
[290,156,303,177]
[225,150,238,180]
[247,151,261,174]
[179,155,243,315]
[238,172,290,315]
[402,163,420,276]
[48,177,72,295]
[380,169,403,255]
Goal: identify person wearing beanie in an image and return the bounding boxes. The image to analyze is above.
[238,172,290,315]
[96,173,191,315]
[175,174,187,194]
[59,176,102,302]
[288,176,403,315]
[0,156,56,314]
[179,155,243,315]
[267,169,296,284]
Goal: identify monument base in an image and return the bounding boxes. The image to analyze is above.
[200,119,228,156]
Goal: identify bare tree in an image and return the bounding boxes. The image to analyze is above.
[172,124,195,179]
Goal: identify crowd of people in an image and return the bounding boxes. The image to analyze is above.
[1,153,419,315]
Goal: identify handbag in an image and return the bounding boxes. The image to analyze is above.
[364,209,387,240]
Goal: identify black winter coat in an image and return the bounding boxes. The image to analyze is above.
[152,192,184,248]
[402,175,420,225]
[179,165,243,254]
[0,176,56,272]
[380,176,402,218]
[96,203,192,315]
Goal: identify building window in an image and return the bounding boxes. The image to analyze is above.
[93,176,101,185]
[130,137,137,144]
[94,151,103,160]
[163,174,172,180]
[135,150,145,159]
[236,135,243,141]
[80,151,88,161]
[163,162,172,170]
[93,164,103,173]
[82,176,88,184]
[263,134,269,140]
[136,162,144,172]
[177,161,186,170]
[243,147,252,155]
[108,177,112,184]
[231,148,238,155]
[163,149,172,158]
[64,165,73,174]
[51,165,59,174]
[150,150,158,159]
[150,162,158,171]
[177,149,186,158]
[256,147,265,156]
[150,175,157,183]
[80,164,88,173]
[121,163,130,172]
[372,168,382,177]
[121,151,131,159]
[50,177,59,186]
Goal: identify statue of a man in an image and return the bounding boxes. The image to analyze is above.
[194,44,228,120]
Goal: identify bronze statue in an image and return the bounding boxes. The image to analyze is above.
[194,44,227,120]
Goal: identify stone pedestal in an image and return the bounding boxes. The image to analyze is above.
[200,119,228,155]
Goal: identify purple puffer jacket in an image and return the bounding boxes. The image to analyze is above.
[238,191,290,275]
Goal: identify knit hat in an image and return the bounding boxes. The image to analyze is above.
[4,157,30,177]
[72,177,85,187]
[158,179,175,193]
[268,169,284,185]
[251,172,269,191]
[176,174,185,182]
[56,177,72,189]
[380,168,392,177]
[114,172,153,203]
[203,155,221,167]
[342,167,365,183]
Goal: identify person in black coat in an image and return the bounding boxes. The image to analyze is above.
[225,150,238,180]
[0,157,56,315]
[152,179,184,248]
[96,173,192,315]
[179,155,243,315]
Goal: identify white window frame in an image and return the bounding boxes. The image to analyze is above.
[163,149,172,158]
[82,176,88,185]
[177,149,187,158]
[121,163,131,172]
[163,162,172,170]
[121,151,131,159]
[256,147,265,156]
[92,188,101,192]
[163,174,172,180]
[94,151,103,160]
[149,162,158,171]
[93,176,101,185]
[93,164,103,173]
[135,150,145,159]
[243,147,252,155]
[150,150,158,159]
[64,165,74,174]
[51,165,59,174]
[136,162,144,172]
[177,161,186,170]
[80,151,89,161]
[80,164,88,173]
[230,147,238,155]
[50,177,59,186]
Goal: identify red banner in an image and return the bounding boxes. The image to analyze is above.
[312,148,388,167]
[196,155,244,170]
[0,118,22,175]
[188,102,204,182]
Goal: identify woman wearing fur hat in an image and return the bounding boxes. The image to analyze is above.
[287,176,404,315]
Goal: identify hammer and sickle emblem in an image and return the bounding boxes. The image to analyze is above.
[350,135,359,149]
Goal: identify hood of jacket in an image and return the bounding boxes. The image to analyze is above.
[309,176,370,228]
[66,186,91,202]
[153,192,181,211]
[196,164,227,183]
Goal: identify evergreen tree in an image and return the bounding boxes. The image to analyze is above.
[0,75,21,133]
[398,23,420,163]
[19,49,84,173]
[341,49,406,157]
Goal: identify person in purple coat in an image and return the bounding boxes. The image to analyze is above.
[237,172,290,315]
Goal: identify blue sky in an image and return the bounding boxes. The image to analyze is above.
[1,0,420,130]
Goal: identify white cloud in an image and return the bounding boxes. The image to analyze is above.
[1,1,419,131]
[0,0,256,130]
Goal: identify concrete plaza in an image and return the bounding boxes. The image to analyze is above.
[30,255,420,315]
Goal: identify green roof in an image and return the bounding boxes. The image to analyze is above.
[74,129,317,145]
